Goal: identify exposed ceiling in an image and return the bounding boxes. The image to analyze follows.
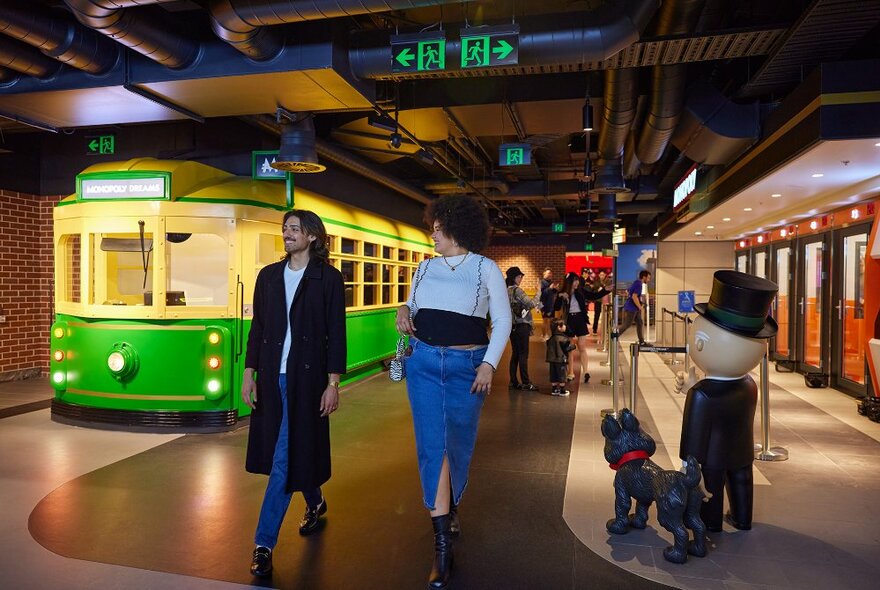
[1,0,879,239]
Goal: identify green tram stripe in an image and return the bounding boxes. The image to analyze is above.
[321,218,432,248]
[68,322,206,331]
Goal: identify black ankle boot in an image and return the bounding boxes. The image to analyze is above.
[449,502,460,537]
[428,514,454,589]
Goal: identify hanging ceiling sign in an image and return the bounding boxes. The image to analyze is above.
[391,31,446,73]
[86,134,115,155]
[460,24,519,69]
[499,143,531,166]
[252,150,287,180]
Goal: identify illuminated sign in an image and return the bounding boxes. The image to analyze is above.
[552,222,566,233]
[391,32,446,73]
[86,134,115,155]
[460,25,519,69]
[673,165,698,209]
[252,150,287,180]
[80,177,167,200]
[499,143,531,166]
[612,227,627,244]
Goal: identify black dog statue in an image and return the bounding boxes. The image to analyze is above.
[602,409,708,564]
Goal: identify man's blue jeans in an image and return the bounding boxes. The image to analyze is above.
[254,374,322,549]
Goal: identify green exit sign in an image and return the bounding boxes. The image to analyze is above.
[461,25,519,68]
[584,243,594,251]
[499,143,531,166]
[552,222,566,233]
[86,135,115,155]
[391,32,445,73]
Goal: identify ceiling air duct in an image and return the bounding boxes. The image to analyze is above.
[591,159,628,193]
[595,193,619,222]
[271,115,325,174]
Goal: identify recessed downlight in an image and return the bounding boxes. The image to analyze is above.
[743,207,753,212]
[722,217,731,222]
[811,173,824,178]
[771,193,782,198]
[706,225,715,229]
[694,231,702,236]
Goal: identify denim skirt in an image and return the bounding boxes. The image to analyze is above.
[405,338,487,510]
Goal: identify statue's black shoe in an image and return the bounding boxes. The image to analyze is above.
[250,546,272,577]
[299,498,328,535]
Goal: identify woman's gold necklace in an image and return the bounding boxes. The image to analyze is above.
[442,252,469,271]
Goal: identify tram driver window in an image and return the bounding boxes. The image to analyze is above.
[93,234,154,306]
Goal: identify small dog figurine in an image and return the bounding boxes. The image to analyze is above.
[602,409,708,564]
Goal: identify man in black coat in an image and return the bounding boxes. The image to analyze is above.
[242,209,347,577]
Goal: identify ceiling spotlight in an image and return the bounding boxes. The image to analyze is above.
[810,220,818,230]
[368,112,398,132]
[743,207,753,212]
[771,193,782,198]
[653,231,659,237]
[389,132,402,149]
[757,236,764,243]
[739,240,746,247]
[722,217,731,222]
[695,231,702,236]
[811,173,824,178]
[875,142,880,147]
[706,225,715,229]
[582,102,593,132]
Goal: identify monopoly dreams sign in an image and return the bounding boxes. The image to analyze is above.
[673,167,697,209]
[81,177,166,199]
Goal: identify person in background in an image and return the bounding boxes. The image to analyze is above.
[395,194,512,589]
[242,209,347,578]
[619,269,652,346]
[539,269,556,339]
[592,269,612,337]
[546,318,575,396]
[506,267,542,391]
[555,272,610,384]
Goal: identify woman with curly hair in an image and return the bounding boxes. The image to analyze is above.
[395,194,512,589]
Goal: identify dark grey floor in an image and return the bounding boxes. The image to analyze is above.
[26,343,672,589]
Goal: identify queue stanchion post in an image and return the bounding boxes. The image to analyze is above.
[599,304,611,365]
[756,345,789,461]
[660,307,667,346]
[683,315,691,375]
[601,248,620,417]
[629,342,639,414]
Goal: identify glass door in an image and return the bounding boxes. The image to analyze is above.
[770,243,794,362]
[831,223,871,396]
[752,246,769,279]
[797,234,830,373]
[736,251,750,274]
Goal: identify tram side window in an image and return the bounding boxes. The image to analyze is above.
[92,234,154,306]
[167,233,229,306]
[341,260,356,307]
[397,266,413,303]
[59,234,81,304]
[258,233,284,265]
[363,262,377,306]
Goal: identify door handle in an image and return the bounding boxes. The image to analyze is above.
[798,298,804,314]
[835,300,842,321]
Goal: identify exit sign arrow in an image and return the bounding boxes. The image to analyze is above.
[492,39,513,60]
[88,139,99,151]
[395,47,414,68]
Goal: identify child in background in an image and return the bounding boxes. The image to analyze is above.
[546,319,575,397]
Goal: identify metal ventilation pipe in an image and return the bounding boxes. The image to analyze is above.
[0,66,18,83]
[626,0,706,175]
[351,0,661,78]
[594,68,638,193]
[0,0,118,75]
[0,35,62,78]
[63,0,200,69]
[208,0,470,61]
[595,193,619,222]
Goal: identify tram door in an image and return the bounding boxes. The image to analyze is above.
[770,243,795,363]
[751,246,769,279]
[796,233,831,374]
[831,222,871,396]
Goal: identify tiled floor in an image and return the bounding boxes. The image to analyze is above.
[2,338,879,590]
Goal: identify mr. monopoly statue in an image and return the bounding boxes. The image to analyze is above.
[675,270,778,532]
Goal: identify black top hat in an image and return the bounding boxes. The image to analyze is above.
[505,266,524,285]
[694,270,778,339]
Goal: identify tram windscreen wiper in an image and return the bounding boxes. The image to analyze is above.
[138,220,150,289]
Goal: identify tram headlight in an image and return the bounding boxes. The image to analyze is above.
[54,327,65,339]
[54,350,65,362]
[106,342,139,381]
[52,371,66,386]
[208,332,221,345]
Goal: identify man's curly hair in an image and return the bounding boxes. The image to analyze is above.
[424,194,491,253]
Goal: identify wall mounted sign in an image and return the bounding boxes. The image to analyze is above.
[86,134,115,155]
[391,31,446,73]
[499,143,531,166]
[460,25,519,68]
[673,164,698,209]
[678,290,695,313]
[552,222,566,233]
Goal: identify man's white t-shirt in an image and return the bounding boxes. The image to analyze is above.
[280,263,306,374]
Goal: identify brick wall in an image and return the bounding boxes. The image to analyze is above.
[483,243,568,295]
[0,189,61,381]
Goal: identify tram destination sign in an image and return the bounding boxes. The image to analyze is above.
[460,25,519,68]
[79,176,168,200]
[391,31,446,73]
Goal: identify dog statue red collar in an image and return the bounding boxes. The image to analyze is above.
[609,450,650,470]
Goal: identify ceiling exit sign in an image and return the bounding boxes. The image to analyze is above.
[86,134,115,155]
[552,222,566,233]
[252,150,287,180]
[460,25,519,68]
[584,243,594,251]
[499,143,531,166]
[391,31,446,73]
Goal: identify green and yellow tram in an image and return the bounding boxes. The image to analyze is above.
[50,158,432,430]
